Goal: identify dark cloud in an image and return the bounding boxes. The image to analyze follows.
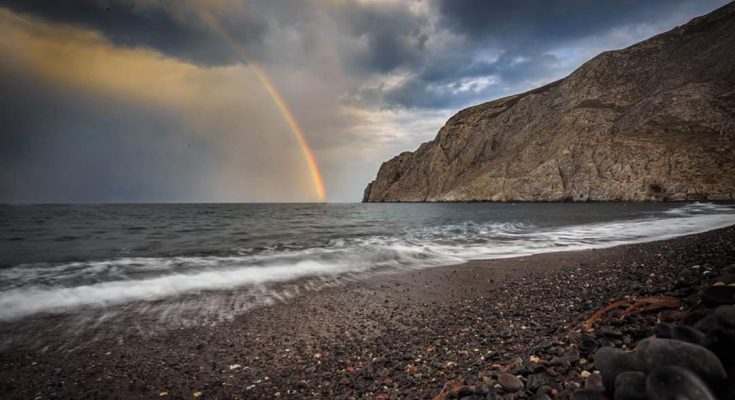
[0,0,266,66]
[359,0,732,110]
[334,3,429,73]
[364,52,565,110]
[435,0,722,46]
[0,62,215,203]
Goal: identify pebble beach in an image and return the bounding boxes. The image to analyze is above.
[1,226,734,399]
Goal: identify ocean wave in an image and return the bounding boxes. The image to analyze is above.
[661,202,729,215]
[0,202,733,321]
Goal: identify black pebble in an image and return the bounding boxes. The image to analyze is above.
[645,365,716,400]
[570,388,608,400]
[594,347,632,390]
[614,371,646,400]
[655,323,705,345]
[633,337,727,386]
[702,285,735,307]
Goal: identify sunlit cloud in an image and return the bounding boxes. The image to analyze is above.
[0,8,322,201]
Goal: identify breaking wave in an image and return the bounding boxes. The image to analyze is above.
[1,202,734,321]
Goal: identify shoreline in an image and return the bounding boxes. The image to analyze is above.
[1,225,734,399]
[360,200,735,204]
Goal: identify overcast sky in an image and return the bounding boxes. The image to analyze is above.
[0,0,730,202]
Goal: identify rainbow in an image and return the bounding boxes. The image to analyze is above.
[200,11,326,202]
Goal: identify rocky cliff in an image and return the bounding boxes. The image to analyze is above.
[363,3,735,202]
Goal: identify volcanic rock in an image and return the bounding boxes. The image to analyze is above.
[613,371,647,400]
[631,337,727,385]
[498,373,523,393]
[363,2,735,202]
[645,365,716,400]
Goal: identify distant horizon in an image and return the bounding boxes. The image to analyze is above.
[4,200,734,206]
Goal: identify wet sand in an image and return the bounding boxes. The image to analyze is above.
[1,226,734,399]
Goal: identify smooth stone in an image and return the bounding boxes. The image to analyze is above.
[654,323,673,339]
[593,347,633,390]
[724,366,735,399]
[580,335,600,354]
[474,385,489,396]
[598,337,617,348]
[526,372,556,391]
[585,373,604,391]
[600,327,623,338]
[614,371,646,400]
[497,373,523,393]
[535,385,553,396]
[533,340,553,352]
[671,325,706,345]
[645,365,716,400]
[702,285,735,307]
[703,328,735,367]
[682,308,713,327]
[550,356,570,368]
[509,357,528,375]
[570,389,608,400]
[528,394,552,400]
[694,315,721,333]
[655,323,705,345]
[714,274,735,284]
[633,337,727,385]
[695,305,735,333]
[721,265,735,275]
[565,351,581,363]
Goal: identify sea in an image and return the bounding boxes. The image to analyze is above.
[1,202,734,324]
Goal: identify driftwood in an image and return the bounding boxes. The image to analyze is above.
[583,297,682,332]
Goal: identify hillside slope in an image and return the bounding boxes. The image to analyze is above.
[363,2,735,202]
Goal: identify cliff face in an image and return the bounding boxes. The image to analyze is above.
[363,3,735,202]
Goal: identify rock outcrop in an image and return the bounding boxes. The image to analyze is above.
[363,3,735,202]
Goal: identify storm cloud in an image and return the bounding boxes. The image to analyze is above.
[0,0,730,202]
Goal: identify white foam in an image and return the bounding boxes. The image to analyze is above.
[0,259,372,321]
[1,202,734,321]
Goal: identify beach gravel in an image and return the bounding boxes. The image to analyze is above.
[0,226,734,399]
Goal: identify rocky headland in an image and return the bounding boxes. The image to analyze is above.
[364,2,735,202]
